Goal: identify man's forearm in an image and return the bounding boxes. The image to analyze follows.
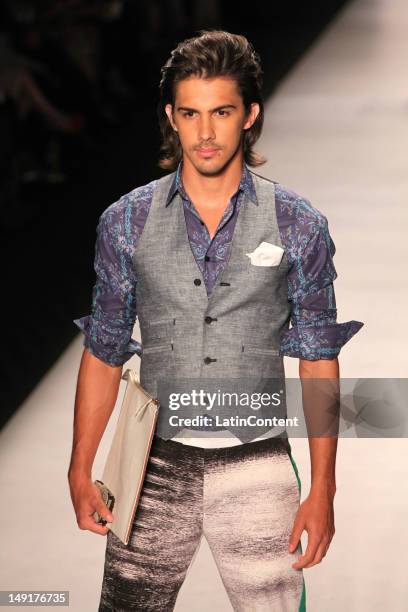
[308,437,337,497]
[299,357,340,496]
[68,347,123,480]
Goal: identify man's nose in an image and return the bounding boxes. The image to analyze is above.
[198,117,216,141]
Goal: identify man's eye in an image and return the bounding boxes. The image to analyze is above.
[217,110,230,116]
[183,111,195,118]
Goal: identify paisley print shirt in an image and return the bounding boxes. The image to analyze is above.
[74,161,364,366]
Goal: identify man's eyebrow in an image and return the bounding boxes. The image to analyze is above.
[176,104,237,112]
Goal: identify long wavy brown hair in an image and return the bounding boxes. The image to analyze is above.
[157,30,267,171]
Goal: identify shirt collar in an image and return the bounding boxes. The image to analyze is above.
[164,159,258,207]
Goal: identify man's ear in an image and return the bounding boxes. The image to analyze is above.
[243,103,260,130]
[165,104,178,131]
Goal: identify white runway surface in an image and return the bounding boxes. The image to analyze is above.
[1,0,407,610]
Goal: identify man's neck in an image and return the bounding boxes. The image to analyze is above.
[181,153,244,209]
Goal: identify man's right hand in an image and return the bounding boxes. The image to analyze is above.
[68,349,122,535]
[68,474,114,536]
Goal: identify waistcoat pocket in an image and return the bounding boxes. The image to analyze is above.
[242,344,279,356]
[142,342,173,354]
[143,319,173,342]
[246,260,281,281]
[240,344,283,379]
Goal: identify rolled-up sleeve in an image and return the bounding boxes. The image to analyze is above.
[279,215,364,360]
[73,209,141,366]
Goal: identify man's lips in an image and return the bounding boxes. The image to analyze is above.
[196,148,219,157]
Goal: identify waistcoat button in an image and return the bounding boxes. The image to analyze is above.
[204,255,210,261]
[194,278,201,286]
[205,316,213,324]
[204,356,213,364]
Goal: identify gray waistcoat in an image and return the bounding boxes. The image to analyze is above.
[132,170,292,443]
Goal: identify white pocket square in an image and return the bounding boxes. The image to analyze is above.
[246,241,284,267]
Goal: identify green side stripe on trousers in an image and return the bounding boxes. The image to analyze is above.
[288,444,301,495]
[298,578,306,612]
[287,445,306,612]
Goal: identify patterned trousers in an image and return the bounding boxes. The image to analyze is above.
[98,434,306,611]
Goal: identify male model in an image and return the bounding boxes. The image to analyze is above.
[68,30,364,612]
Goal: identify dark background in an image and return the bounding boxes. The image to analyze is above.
[0,0,350,428]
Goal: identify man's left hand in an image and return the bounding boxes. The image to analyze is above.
[288,487,336,569]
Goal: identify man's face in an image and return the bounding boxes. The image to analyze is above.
[165,76,259,176]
